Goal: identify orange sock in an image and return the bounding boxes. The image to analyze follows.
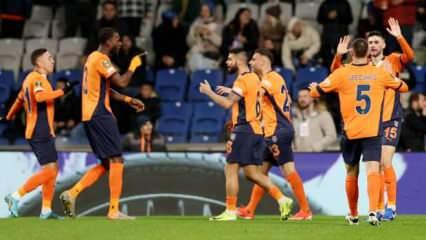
[367,173,380,213]
[384,167,397,207]
[345,175,359,216]
[246,184,265,213]
[378,173,385,211]
[69,164,106,198]
[109,162,123,214]
[42,168,58,209]
[268,185,284,202]
[287,172,310,213]
[226,196,237,211]
[18,167,57,196]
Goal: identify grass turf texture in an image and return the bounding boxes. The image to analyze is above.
[1,215,425,240]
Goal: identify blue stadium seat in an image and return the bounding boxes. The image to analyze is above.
[15,70,31,91]
[161,101,192,119]
[157,101,192,143]
[273,66,293,94]
[0,122,8,136]
[190,134,220,143]
[155,69,187,101]
[0,70,15,91]
[145,67,154,83]
[224,73,236,87]
[0,137,9,145]
[0,82,11,104]
[293,66,328,98]
[157,117,190,143]
[408,64,425,93]
[14,138,28,145]
[188,69,224,101]
[190,101,225,143]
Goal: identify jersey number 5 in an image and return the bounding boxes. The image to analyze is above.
[356,85,371,115]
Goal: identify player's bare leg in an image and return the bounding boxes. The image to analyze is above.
[365,161,381,226]
[107,157,135,220]
[281,162,312,220]
[243,166,293,220]
[210,163,239,221]
[345,164,360,225]
[382,145,397,220]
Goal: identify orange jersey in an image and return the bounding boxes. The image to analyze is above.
[330,36,414,122]
[6,71,64,139]
[261,71,292,137]
[311,64,408,140]
[231,72,263,135]
[82,51,117,121]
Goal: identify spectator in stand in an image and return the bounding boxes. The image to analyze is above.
[357,1,385,38]
[373,0,417,53]
[123,120,154,152]
[85,0,128,54]
[186,2,223,71]
[152,10,188,69]
[292,88,338,152]
[317,0,353,67]
[54,78,80,137]
[281,17,321,72]
[221,8,259,62]
[134,82,161,125]
[399,93,426,152]
[172,0,225,25]
[118,0,156,37]
[111,34,146,87]
[0,0,32,38]
[259,4,286,66]
[64,0,98,38]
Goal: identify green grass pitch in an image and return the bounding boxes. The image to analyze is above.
[1,216,425,240]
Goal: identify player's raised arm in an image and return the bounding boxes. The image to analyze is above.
[5,90,24,121]
[199,80,241,109]
[386,17,415,63]
[108,54,143,88]
[330,35,351,72]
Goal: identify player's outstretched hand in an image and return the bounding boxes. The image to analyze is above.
[336,35,351,55]
[308,82,318,90]
[199,80,212,94]
[216,86,231,95]
[386,17,402,38]
[128,53,144,72]
[63,81,78,94]
[129,98,145,112]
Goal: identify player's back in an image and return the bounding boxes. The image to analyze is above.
[261,71,292,137]
[332,64,404,139]
[82,51,116,121]
[231,72,262,135]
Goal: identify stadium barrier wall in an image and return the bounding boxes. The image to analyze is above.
[0,152,425,218]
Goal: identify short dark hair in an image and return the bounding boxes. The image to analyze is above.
[254,48,274,64]
[102,0,117,8]
[229,48,246,55]
[30,48,48,66]
[367,31,385,40]
[351,38,369,58]
[98,27,117,44]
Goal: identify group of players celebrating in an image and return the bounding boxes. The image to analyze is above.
[4,17,414,226]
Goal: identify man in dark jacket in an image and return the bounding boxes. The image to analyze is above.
[152,10,188,69]
[317,0,353,67]
[399,93,426,152]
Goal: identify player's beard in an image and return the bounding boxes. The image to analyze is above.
[227,65,238,74]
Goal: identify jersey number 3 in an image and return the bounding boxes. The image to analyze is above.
[356,85,371,115]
